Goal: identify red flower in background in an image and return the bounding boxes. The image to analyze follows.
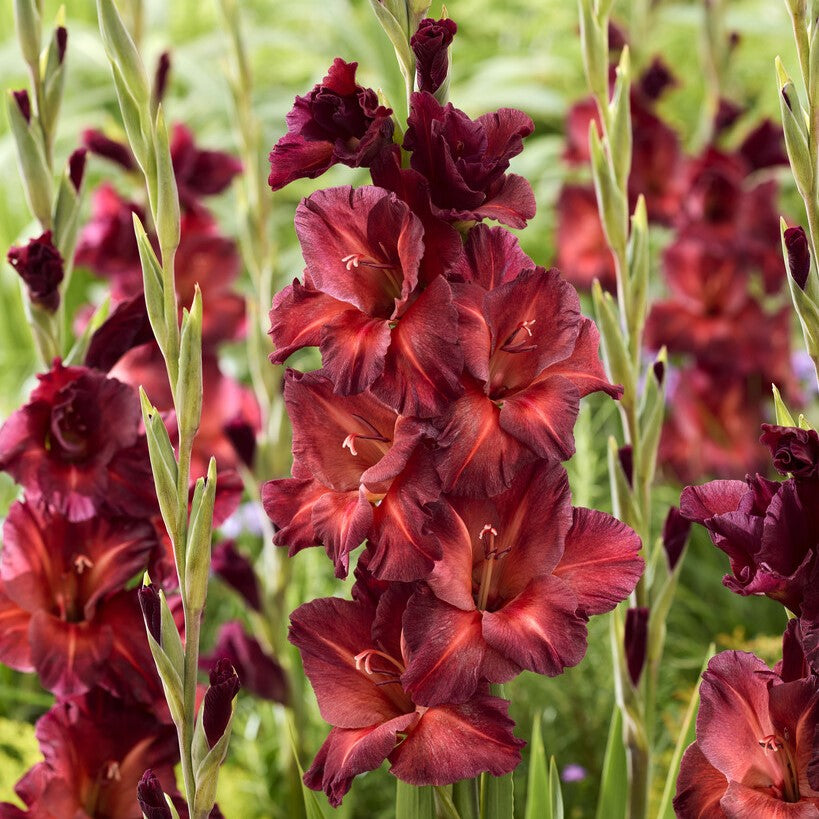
[7,231,65,313]
[674,651,819,816]
[268,58,395,190]
[0,689,180,819]
[0,361,155,521]
[290,590,524,807]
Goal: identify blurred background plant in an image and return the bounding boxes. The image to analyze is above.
[0,0,813,816]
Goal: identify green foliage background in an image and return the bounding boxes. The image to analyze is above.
[0,0,804,816]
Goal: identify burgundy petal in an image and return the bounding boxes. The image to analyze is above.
[449,224,534,289]
[320,310,391,394]
[311,488,373,578]
[268,134,335,190]
[673,743,728,818]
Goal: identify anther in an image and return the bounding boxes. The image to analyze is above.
[73,554,94,574]
[104,761,122,781]
[342,253,364,270]
[759,735,783,752]
[342,434,359,457]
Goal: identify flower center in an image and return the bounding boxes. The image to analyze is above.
[500,319,537,354]
[73,554,94,574]
[341,415,390,459]
[758,733,801,803]
[354,648,405,686]
[476,524,510,611]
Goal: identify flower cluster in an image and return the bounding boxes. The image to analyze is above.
[263,17,644,805]
[676,424,819,814]
[555,31,796,482]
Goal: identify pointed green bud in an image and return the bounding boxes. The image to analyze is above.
[772,383,796,427]
[14,0,41,73]
[139,388,180,549]
[185,457,217,612]
[369,0,415,97]
[133,214,167,350]
[176,286,203,442]
[52,154,85,261]
[627,196,649,335]
[798,414,815,431]
[153,106,180,259]
[110,61,151,172]
[638,347,667,491]
[6,90,53,228]
[589,122,628,261]
[609,46,632,190]
[592,281,635,408]
[578,0,608,104]
[96,0,150,105]
[41,24,68,150]
[776,60,812,197]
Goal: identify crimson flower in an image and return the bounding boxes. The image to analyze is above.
[170,123,243,207]
[411,18,457,95]
[760,424,819,481]
[268,58,395,190]
[289,589,524,807]
[269,185,462,415]
[0,361,155,521]
[211,540,262,612]
[681,462,819,614]
[436,227,620,496]
[399,463,642,704]
[7,231,64,312]
[402,92,536,228]
[0,501,163,701]
[785,226,810,290]
[262,369,441,580]
[0,689,179,819]
[674,651,819,816]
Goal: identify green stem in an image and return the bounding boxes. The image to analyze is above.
[181,603,202,809]
[452,779,479,819]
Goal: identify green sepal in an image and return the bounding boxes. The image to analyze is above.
[133,214,167,351]
[153,106,181,258]
[594,704,627,819]
[608,47,632,191]
[96,0,150,105]
[547,757,564,819]
[13,0,41,73]
[637,347,667,491]
[41,23,67,151]
[368,0,415,100]
[589,123,627,261]
[781,220,819,357]
[145,628,185,729]
[192,692,236,817]
[6,91,53,228]
[110,62,151,175]
[139,389,180,549]
[626,196,649,338]
[799,414,815,430]
[772,383,796,427]
[776,60,813,197]
[158,587,184,675]
[63,296,110,366]
[185,457,216,612]
[607,436,641,534]
[176,286,203,443]
[578,0,607,104]
[592,282,635,408]
[52,160,84,262]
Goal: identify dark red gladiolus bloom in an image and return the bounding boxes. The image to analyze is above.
[715,98,744,134]
[203,659,241,748]
[0,502,162,699]
[637,57,677,102]
[400,463,643,704]
[211,540,262,611]
[83,128,138,170]
[554,185,616,292]
[223,415,257,469]
[785,226,811,291]
[0,689,179,819]
[171,123,243,207]
[760,424,819,480]
[436,235,620,495]
[137,770,173,819]
[0,361,156,521]
[624,607,649,687]
[738,119,788,172]
[411,18,457,95]
[403,92,536,228]
[681,467,819,614]
[268,58,395,190]
[7,231,65,312]
[202,622,288,704]
[674,651,819,816]
[262,369,441,580]
[269,185,463,415]
[290,591,524,807]
[661,506,691,571]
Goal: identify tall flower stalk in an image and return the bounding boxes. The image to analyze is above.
[577,2,683,817]
[95,2,237,816]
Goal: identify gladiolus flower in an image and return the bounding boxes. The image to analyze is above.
[137,770,173,819]
[411,18,457,95]
[785,226,811,291]
[268,58,395,190]
[203,659,241,748]
[211,541,262,612]
[760,424,819,480]
[7,231,64,312]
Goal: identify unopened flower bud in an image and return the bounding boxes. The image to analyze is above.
[82,128,136,170]
[624,607,649,686]
[785,226,811,290]
[12,89,31,123]
[203,658,241,748]
[760,423,819,479]
[68,147,87,192]
[138,583,162,644]
[617,444,633,487]
[137,769,172,819]
[153,51,172,107]
[7,231,64,312]
[56,26,67,64]
[411,18,457,96]
[661,507,691,571]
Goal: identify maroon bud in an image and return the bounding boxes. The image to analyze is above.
[154,51,172,106]
[653,360,665,386]
[624,607,649,686]
[12,89,31,124]
[638,57,676,102]
[7,231,64,312]
[211,541,262,611]
[784,226,811,290]
[714,98,744,134]
[138,584,162,644]
[137,770,172,819]
[203,659,240,748]
[56,27,68,64]
[607,21,627,51]
[760,423,819,480]
[82,129,136,171]
[68,147,87,192]
[411,18,457,95]
[223,416,257,470]
[618,444,633,487]
[661,507,691,571]
[782,86,794,112]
